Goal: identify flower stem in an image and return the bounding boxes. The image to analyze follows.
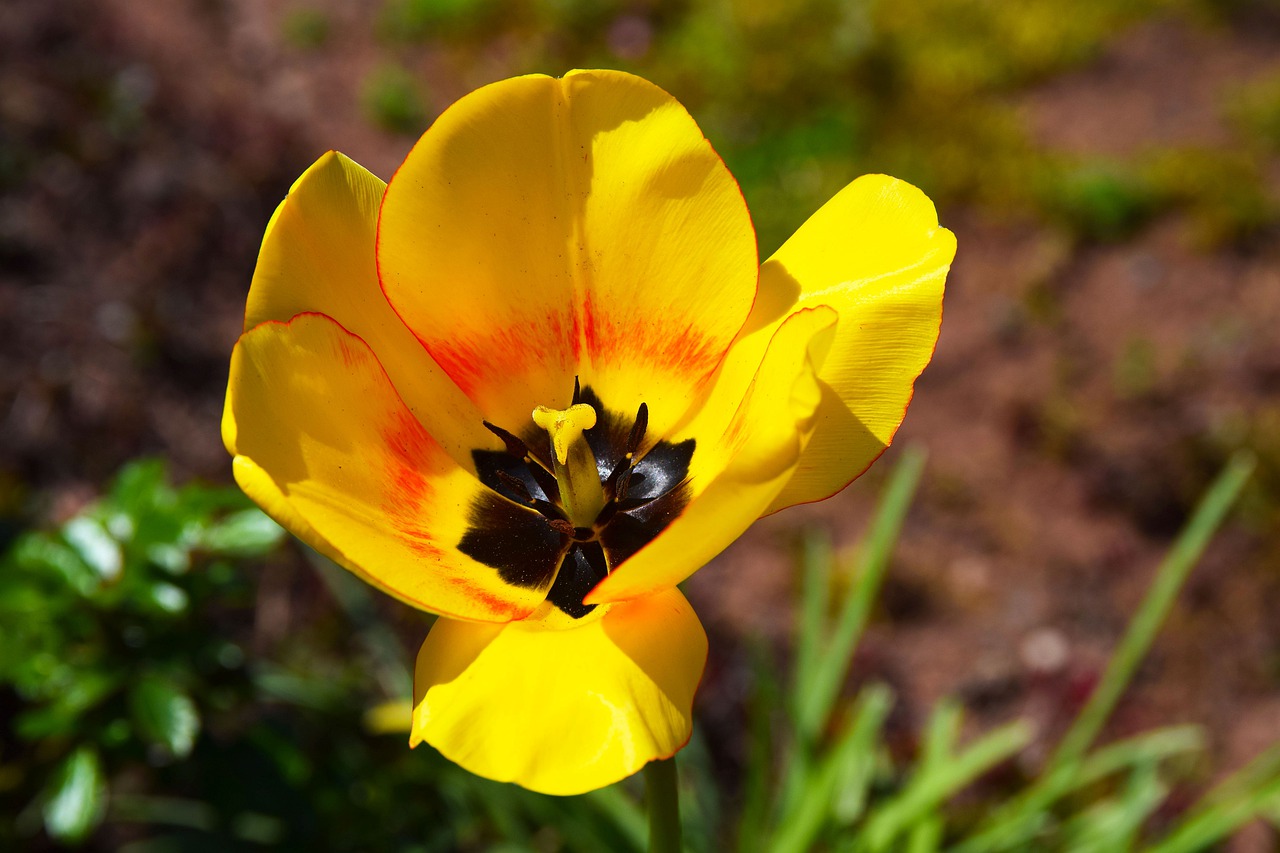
[644,757,682,853]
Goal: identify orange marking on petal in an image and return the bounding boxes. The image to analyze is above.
[582,294,600,358]
[569,305,583,362]
[421,312,578,401]
[336,338,364,370]
[380,408,444,559]
[376,409,522,622]
[582,294,723,380]
[444,575,524,620]
[722,408,748,451]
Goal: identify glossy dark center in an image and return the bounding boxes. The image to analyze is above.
[458,382,694,618]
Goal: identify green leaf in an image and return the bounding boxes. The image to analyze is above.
[858,718,1034,852]
[1060,760,1166,852]
[955,451,1256,853]
[145,542,191,575]
[43,746,106,844]
[16,670,122,740]
[780,450,925,823]
[143,581,189,615]
[795,447,926,742]
[952,727,1203,853]
[779,531,834,820]
[1046,452,1256,775]
[61,518,121,583]
[906,817,944,853]
[773,685,895,853]
[109,458,170,510]
[129,675,200,758]
[738,639,784,853]
[793,527,834,727]
[11,533,97,594]
[1146,741,1280,853]
[199,509,284,558]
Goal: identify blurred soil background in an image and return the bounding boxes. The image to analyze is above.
[3,0,1280,847]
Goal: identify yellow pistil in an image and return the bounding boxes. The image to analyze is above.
[532,403,605,527]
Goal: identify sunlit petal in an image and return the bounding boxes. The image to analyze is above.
[411,587,706,796]
[684,174,954,514]
[376,70,757,439]
[245,150,489,462]
[223,313,562,622]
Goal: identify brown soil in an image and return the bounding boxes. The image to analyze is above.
[3,0,1279,825]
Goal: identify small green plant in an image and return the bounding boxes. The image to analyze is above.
[704,449,1272,852]
[362,64,429,135]
[1227,71,1280,153]
[282,8,332,51]
[1143,147,1277,248]
[0,462,647,851]
[1114,336,1160,401]
[3,453,1272,850]
[0,460,284,845]
[1039,161,1159,243]
[378,0,497,42]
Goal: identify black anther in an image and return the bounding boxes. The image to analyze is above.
[626,402,648,456]
[483,421,529,457]
[495,470,534,505]
[484,420,559,499]
[614,466,634,502]
[547,518,575,538]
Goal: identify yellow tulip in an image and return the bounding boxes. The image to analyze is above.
[222,70,954,796]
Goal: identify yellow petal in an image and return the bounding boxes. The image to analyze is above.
[224,313,565,622]
[411,588,707,795]
[587,307,836,605]
[246,150,488,463]
[767,176,953,511]
[376,69,757,440]
[696,174,954,515]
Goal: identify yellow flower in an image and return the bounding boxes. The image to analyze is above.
[222,70,954,796]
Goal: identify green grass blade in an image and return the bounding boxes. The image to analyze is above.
[857,719,1033,853]
[1045,452,1255,774]
[954,451,1254,853]
[1059,760,1167,853]
[738,640,784,853]
[829,685,896,828]
[906,816,943,853]
[779,529,837,819]
[1145,776,1280,853]
[772,685,895,853]
[921,699,963,771]
[796,448,926,742]
[676,731,722,853]
[1190,740,1280,811]
[1072,726,1204,788]
[793,528,835,731]
[1145,742,1280,853]
[952,726,1204,853]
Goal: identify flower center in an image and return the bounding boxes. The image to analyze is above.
[458,383,695,619]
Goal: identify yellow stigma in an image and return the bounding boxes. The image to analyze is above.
[532,404,596,465]
[532,403,605,526]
